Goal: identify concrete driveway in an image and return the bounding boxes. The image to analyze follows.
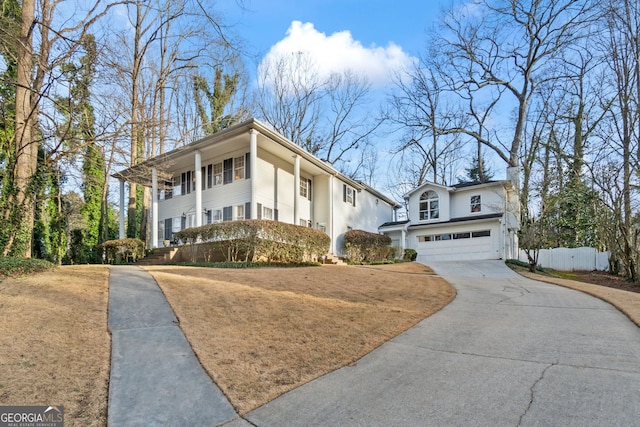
[244,260,640,427]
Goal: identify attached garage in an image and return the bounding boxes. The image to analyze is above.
[411,216,502,263]
[379,179,520,262]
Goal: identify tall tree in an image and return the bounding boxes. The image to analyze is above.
[429,0,598,168]
[1,0,115,257]
[256,51,381,176]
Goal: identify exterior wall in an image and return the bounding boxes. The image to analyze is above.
[331,178,396,256]
[407,185,451,223]
[450,186,504,218]
[410,220,502,263]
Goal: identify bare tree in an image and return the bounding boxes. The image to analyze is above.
[256,51,381,176]
[432,0,598,168]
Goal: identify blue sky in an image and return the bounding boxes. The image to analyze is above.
[220,0,449,86]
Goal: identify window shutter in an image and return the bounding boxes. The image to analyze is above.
[223,206,232,221]
[181,172,186,195]
[245,153,251,179]
[201,166,206,190]
[353,190,356,207]
[343,184,347,202]
[307,179,312,200]
[164,218,172,240]
[207,164,213,188]
[245,202,251,220]
[274,209,279,221]
[223,158,233,184]
[257,203,262,219]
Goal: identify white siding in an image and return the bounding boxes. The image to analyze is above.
[450,187,504,218]
[412,221,502,263]
[408,186,451,223]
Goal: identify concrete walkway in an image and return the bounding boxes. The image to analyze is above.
[245,260,640,426]
[107,266,246,427]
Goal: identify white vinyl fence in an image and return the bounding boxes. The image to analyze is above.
[519,247,610,272]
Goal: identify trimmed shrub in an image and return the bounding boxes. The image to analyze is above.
[403,248,418,262]
[0,257,54,278]
[100,238,145,264]
[175,220,330,263]
[343,229,394,263]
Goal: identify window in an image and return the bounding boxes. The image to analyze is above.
[435,234,451,241]
[472,230,491,238]
[453,232,471,239]
[181,171,194,195]
[418,235,433,242]
[235,204,244,220]
[165,181,173,199]
[300,219,311,227]
[213,163,222,185]
[300,178,311,199]
[419,190,439,220]
[471,195,481,213]
[343,184,356,206]
[212,209,222,223]
[262,206,273,220]
[234,156,245,180]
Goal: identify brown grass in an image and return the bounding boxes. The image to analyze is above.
[0,265,110,427]
[146,263,455,414]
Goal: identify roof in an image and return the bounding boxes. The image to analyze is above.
[404,179,512,199]
[379,220,411,228]
[407,213,503,228]
[113,118,400,208]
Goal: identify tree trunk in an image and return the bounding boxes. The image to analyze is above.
[10,0,37,257]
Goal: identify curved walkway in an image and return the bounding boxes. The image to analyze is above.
[107,266,246,427]
[245,260,640,426]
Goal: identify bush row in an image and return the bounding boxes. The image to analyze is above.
[175,220,330,263]
[0,257,54,278]
[343,229,395,263]
[99,238,146,264]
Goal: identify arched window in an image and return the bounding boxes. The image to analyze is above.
[419,190,439,220]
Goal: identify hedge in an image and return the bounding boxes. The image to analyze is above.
[99,238,145,264]
[175,220,330,263]
[343,229,395,263]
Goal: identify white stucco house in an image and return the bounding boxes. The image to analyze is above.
[113,118,400,255]
[379,175,520,263]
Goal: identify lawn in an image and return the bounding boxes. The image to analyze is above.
[0,265,110,427]
[145,263,455,414]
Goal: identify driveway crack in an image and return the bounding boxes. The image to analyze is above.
[518,362,557,426]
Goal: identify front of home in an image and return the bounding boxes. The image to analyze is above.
[380,175,520,263]
[113,118,400,256]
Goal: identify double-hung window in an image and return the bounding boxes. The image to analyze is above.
[419,190,439,220]
[471,195,481,213]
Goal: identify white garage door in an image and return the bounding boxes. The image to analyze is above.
[414,226,500,263]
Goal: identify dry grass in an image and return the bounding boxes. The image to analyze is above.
[0,265,110,427]
[146,263,455,414]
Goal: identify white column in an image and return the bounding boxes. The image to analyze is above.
[119,179,125,239]
[151,168,158,249]
[329,174,335,254]
[293,155,300,225]
[249,129,258,219]
[195,150,202,227]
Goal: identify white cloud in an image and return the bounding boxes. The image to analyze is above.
[260,21,415,87]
